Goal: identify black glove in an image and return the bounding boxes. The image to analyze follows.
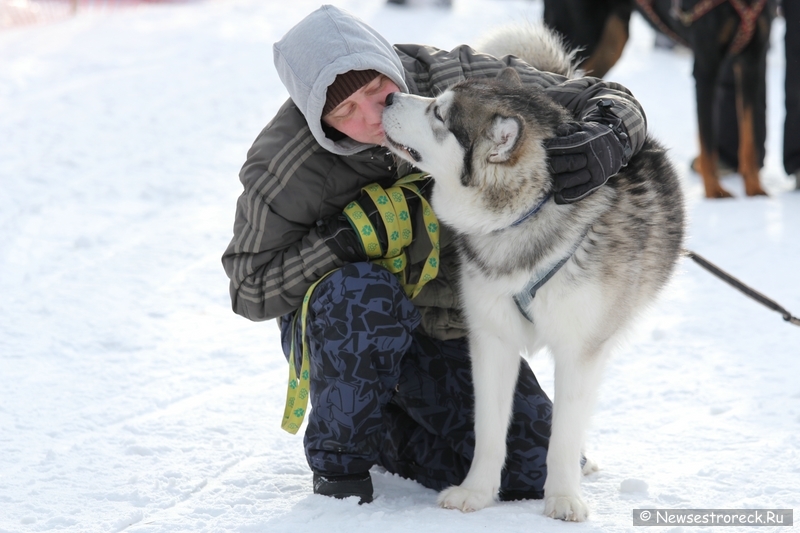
[317,183,426,262]
[545,100,633,204]
[317,211,370,262]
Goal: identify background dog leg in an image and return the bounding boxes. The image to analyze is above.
[437,335,521,512]
[580,12,629,78]
[694,53,732,198]
[696,141,731,198]
[733,61,768,196]
[544,347,609,522]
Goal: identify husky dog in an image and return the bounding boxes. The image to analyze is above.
[381,23,685,521]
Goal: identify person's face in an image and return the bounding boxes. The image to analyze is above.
[323,75,401,145]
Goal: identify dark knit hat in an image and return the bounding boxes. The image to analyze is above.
[323,69,380,116]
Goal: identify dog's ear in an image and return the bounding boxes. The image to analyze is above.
[496,67,522,87]
[488,115,523,163]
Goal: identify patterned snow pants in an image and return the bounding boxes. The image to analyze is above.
[280,262,552,499]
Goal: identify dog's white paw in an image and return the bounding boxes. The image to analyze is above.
[582,456,600,475]
[437,485,495,512]
[544,493,589,522]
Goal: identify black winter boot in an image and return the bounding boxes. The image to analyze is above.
[313,472,374,504]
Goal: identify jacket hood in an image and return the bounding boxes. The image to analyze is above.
[273,5,409,156]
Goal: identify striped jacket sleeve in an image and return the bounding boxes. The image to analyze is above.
[542,77,648,156]
[221,102,342,322]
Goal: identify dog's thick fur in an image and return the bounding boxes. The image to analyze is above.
[544,0,774,198]
[382,23,685,520]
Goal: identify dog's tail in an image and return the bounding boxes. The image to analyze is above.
[476,20,581,79]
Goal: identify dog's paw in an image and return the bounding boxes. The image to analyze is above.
[437,485,495,512]
[544,494,589,522]
[582,456,600,476]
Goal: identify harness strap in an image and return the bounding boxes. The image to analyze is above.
[636,0,690,47]
[510,193,552,228]
[637,0,769,56]
[670,0,728,26]
[513,229,590,323]
[728,0,769,55]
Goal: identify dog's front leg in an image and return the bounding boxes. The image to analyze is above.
[544,347,608,521]
[437,333,521,512]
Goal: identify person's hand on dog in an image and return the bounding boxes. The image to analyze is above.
[545,100,633,204]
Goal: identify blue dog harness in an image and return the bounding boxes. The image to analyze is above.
[512,230,589,322]
[506,194,589,322]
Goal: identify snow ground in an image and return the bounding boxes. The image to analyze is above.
[0,1,798,532]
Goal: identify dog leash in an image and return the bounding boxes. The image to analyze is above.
[684,249,800,327]
[343,173,440,299]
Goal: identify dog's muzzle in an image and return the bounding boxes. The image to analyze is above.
[383,93,422,162]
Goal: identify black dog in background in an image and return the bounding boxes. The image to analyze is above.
[543,0,634,79]
[544,0,775,198]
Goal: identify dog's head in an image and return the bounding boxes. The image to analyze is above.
[382,69,569,233]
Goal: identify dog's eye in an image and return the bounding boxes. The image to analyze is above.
[433,106,444,122]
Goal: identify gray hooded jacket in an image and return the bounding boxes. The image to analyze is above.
[273,4,409,156]
[222,5,648,340]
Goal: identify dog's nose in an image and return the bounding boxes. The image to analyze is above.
[385,92,395,106]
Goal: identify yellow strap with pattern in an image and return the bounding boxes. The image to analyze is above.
[342,174,438,298]
[343,200,382,259]
[368,182,412,279]
[402,184,439,299]
[280,272,334,434]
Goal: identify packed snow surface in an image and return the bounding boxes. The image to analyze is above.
[1,1,798,531]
